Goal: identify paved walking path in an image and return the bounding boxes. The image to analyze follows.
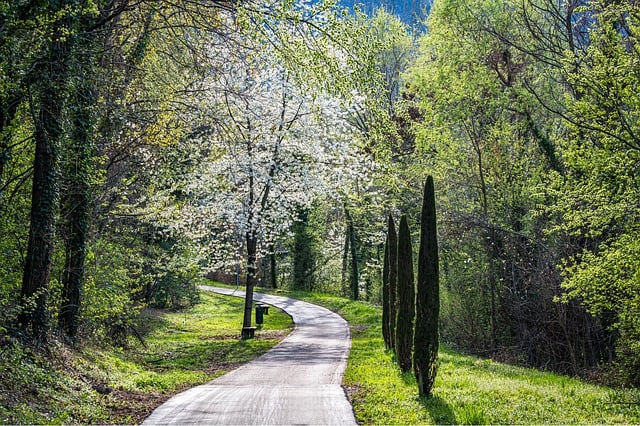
[143,285,357,425]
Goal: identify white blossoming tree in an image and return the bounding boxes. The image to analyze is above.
[147,27,368,335]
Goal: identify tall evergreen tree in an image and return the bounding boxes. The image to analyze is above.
[382,232,391,348]
[387,214,398,352]
[414,175,440,397]
[396,214,415,372]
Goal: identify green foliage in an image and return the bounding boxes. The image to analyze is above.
[395,214,414,372]
[438,244,493,350]
[368,8,416,115]
[402,0,623,378]
[566,0,640,153]
[144,240,202,310]
[77,237,148,343]
[290,208,319,291]
[562,233,640,385]
[414,176,440,397]
[0,194,30,332]
[1,0,639,396]
[549,0,640,385]
[0,338,106,424]
[147,271,201,311]
[347,213,360,301]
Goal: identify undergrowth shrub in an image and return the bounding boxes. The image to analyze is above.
[79,240,145,344]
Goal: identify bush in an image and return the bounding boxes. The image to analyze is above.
[562,233,640,386]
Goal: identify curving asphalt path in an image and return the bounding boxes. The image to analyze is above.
[142,285,357,425]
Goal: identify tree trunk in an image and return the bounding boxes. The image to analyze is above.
[488,228,499,352]
[269,244,277,289]
[341,220,350,296]
[242,232,257,338]
[20,6,70,338]
[59,77,94,340]
[470,129,497,353]
[292,209,314,290]
[349,222,359,300]
[345,207,359,300]
[414,176,440,397]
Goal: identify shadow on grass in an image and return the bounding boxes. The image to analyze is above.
[419,394,457,424]
[400,370,456,424]
[141,338,277,371]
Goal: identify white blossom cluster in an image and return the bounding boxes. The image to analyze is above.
[145,22,375,272]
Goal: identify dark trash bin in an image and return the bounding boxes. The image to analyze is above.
[255,304,264,325]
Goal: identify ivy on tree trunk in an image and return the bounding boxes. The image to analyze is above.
[59,75,95,341]
[20,2,71,339]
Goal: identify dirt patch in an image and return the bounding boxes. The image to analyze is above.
[99,389,169,424]
[343,384,365,425]
[97,328,292,423]
[255,329,293,340]
[204,361,245,376]
[350,324,370,338]
[100,361,255,423]
[344,383,365,405]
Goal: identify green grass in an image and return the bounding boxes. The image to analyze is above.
[268,288,640,425]
[0,289,293,424]
[114,291,292,390]
[4,282,639,424]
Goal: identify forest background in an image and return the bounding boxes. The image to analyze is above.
[1,0,639,389]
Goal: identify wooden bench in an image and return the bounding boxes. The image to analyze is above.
[241,326,257,339]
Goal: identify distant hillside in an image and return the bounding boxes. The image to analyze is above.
[336,0,431,27]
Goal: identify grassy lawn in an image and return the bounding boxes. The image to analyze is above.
[274,288,640,425]
[0,289,293,424]
[4,282,639,424]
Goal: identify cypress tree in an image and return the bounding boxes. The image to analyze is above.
[382,232,391,349]
[414,175,440,397]
[396,214,415,372]
[387,214,398,352]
